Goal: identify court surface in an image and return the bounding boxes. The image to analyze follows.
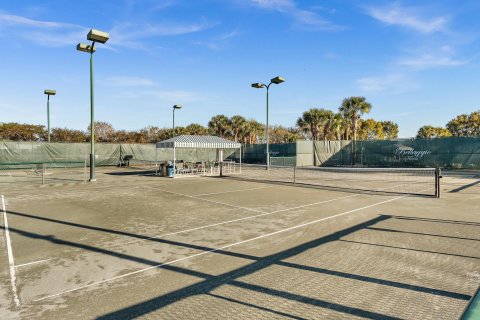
[1,167,479,319]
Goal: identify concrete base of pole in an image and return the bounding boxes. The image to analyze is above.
[89,153,96,182]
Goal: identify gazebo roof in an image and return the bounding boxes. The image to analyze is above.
[156,135,241,149]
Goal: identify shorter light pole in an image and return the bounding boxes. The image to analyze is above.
[251,76,285,170]
[172,104,182,137]
[44,89,56,142]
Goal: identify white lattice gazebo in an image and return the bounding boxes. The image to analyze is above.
[155,135,241,177]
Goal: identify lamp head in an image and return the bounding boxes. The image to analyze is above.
[44,89,56,96]
[173,104,183,110]
[251,83,265,89]
[270,76,285,84]
[87,29,110,44]
[77,43,96,53]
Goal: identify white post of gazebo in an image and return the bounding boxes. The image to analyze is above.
[173,145,176,178]
[239,145,242,173]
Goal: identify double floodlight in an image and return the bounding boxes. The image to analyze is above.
[87,29,110,44]
[77,29,109,54]
[173,104,183,110]
[44,89,56,95]
[251,76,285,89]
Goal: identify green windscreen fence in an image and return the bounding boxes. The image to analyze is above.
[0,141,237,168]
[2,138,479,169]
[228,143,297,165]
[314,138,480,169]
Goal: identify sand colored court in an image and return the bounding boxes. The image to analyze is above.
[0,167,479,319]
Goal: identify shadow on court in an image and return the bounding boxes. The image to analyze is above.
[3,210,476,319]
[449,179,480,193]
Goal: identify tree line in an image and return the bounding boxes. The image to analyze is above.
[1,96,395,143]
[416,110,480,138]
[15,95,480,143]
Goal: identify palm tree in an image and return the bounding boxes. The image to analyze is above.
[184,123,208,135]
[296,108,332,140]
[339,96,372,142]
[230,115,246,142]
[208,115,231,138]
[330,113,344,140]
[242,120,264,144]
[321,110,337,141]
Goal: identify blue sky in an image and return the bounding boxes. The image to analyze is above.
[1,0,479,137]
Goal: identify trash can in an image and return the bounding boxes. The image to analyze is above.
[166,163,174,177]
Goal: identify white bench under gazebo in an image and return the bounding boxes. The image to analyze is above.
[155,135,242,177]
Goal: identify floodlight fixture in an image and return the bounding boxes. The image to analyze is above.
[87,29,110,44]
[250,75,286,170]
[44,89,56,95]
[77,43,96,53]
[172,104,183,138]
[271,76,285,84]
[251,83,265,89]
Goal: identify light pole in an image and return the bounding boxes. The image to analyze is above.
[77,29,109,182]
[44,89,56,142]
[251,76,285,170]
[172,104,182,137]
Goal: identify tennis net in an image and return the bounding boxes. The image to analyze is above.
[0,161,87,185]
[230,164,440,197]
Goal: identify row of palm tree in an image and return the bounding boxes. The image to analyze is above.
[296,96,373,141]
[208,115,266,144]
[206,96,398,143]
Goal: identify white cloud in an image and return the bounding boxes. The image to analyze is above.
[0,11,213,50]
[112,89,203,104]
[0,12,88,47]
[104,76,155,87]
[357,74,416,93]
[365,4,448,33]
[107,19,216,49]
[0,12,81,28]
[250,0,342,30]
[193,30,241,50]
[111,21,212,39]
[398,46,468,69]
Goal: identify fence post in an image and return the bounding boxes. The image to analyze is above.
[435,167,441,198]
[84,160,87,182]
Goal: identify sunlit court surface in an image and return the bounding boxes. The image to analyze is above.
[0,166,478,319]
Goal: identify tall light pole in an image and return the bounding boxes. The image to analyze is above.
[77,29,109,182]
[44,89,56,142]
[251,76,285,170]
[172,104,182,137]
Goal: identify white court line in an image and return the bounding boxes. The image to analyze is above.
[124,187,361,245]
[195,185,276,197]
[15,258,53,269]
[21,182,417,270]
[33,194,405,302]
[103,182,408,249]
[1,195,20,307]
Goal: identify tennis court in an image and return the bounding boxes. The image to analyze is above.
[1,166,479,319]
